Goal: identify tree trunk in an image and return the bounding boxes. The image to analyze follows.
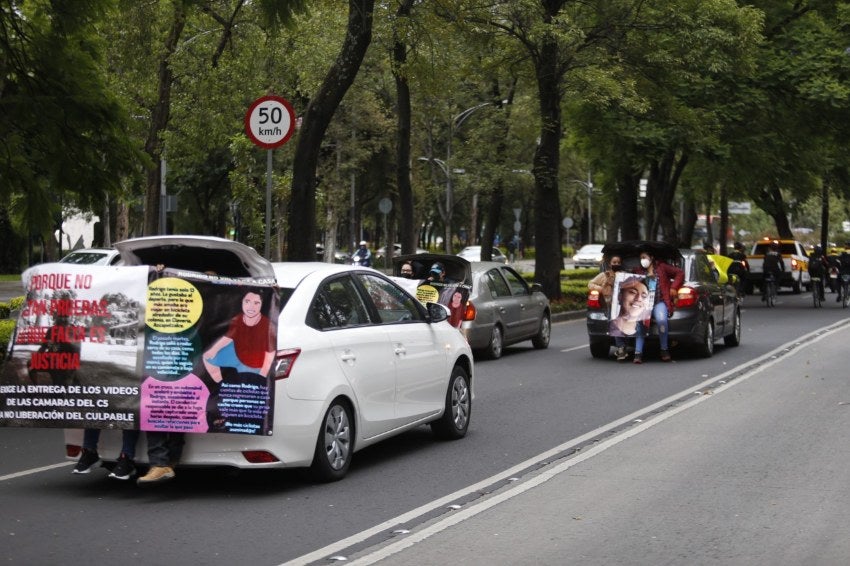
[287,0,375,261]
[532,37,564,300]
[142,5,187,236]
[719,184,729,254]
[393,0,416,256]
[617,172,640,240]
[763,184,793,239]
[820,180,829,249]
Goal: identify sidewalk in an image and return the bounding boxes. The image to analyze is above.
[345,325,850,565]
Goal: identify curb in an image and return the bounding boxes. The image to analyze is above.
[552,309,585,323]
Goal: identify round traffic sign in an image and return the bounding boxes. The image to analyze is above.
[562,217,574,229]
[245,95,296,149]
[378,198,392,214]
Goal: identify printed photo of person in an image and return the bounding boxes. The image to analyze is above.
[202,287,277,434]
[203,289,275,381]
[608,273,654,337]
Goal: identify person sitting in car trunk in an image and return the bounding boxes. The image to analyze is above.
[632,249,684,364]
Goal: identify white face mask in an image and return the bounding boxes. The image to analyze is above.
[640,258,651,269]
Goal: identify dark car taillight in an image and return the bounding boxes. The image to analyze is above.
[676,286,698,308]
[587,290,602,309]
[463,301,476,321]
[273,348,301,380]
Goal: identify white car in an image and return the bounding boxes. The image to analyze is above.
[376,243,429,259]
[58,248,121,265]
[62,236,473,481]
[572,244,605,268]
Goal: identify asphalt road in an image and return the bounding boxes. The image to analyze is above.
[1,288,848,565]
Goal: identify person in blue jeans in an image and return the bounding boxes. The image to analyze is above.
[73,429,141,480]
[633,250,684,364]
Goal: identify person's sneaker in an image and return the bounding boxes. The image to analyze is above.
[633,353,643,365]
[136,466,175,485]
[72,449,100,474]
[108,454,136,481]
[660,350,671,362]
[615,347,627,362]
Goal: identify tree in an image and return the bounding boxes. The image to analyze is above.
[1,0,138,264]
[286,0,375,261]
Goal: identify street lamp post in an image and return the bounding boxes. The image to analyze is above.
[443,102,495,253]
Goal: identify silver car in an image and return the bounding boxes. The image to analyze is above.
[392,254,551,359]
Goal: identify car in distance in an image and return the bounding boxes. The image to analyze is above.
[746,238,810,294]
[376,243,428,260]
[457,246,509,264]
[586,241,741,359]
[63,236,473,481]
[572,244,605,268]
[58,248,121,265]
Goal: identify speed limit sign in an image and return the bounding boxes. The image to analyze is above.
[244,95,296,149]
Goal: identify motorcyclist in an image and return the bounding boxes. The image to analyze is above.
[351,240,372,267]
[761,241,784,302]
[808,244,829,301]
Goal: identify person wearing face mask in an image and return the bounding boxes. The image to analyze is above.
[632,249,684,364]
[589,255,630,361]
[588,254,623,307]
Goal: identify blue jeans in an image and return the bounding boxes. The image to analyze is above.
[635,302,669,354]
[82,429,140,459]
[146,432,185,466]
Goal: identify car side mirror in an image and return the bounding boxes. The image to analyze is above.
[531,282,543,294]
[426,302,449,323]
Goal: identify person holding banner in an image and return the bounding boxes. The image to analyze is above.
[632,250,684,364]
[73,429,141,480]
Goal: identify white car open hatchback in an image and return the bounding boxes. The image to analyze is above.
[29,237,474,482]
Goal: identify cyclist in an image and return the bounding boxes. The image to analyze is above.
[835,243,850,303]
[808,245,829,302]
[761,241,784,302]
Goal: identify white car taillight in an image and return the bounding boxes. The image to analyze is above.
[273,348,301,380]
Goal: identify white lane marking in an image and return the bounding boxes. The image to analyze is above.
[346,326,846,565]
[281,322,848,566]
[0,461,74,482]
[560,345,586,353]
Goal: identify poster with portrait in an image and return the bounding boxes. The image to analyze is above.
[0,264,278,436]
[415,281,471,328]
[608,272,655,337]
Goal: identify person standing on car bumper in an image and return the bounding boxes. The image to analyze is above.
[633,250,684,364]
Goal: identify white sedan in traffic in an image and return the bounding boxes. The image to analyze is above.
[63,237,473,482]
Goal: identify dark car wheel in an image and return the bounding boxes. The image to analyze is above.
[308,399,353,482]
[531,314,551,349]
[484,325,504,359]
[696,318,715,358]
[724,308,741,347]
[589,338,610,359]
[431,365,471,440]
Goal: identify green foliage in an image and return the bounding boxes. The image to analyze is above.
[0,320,14,362]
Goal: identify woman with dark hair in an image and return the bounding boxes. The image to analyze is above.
[632,250,684,364]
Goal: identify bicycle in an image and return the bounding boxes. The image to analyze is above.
[843,274,850,309]
[763,274,777,307]
[811,276,822,308]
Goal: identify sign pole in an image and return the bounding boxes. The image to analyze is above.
[244,95,296,260]
[266,149,273,259]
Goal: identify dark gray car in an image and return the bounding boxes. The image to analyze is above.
[586,242,741,359]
